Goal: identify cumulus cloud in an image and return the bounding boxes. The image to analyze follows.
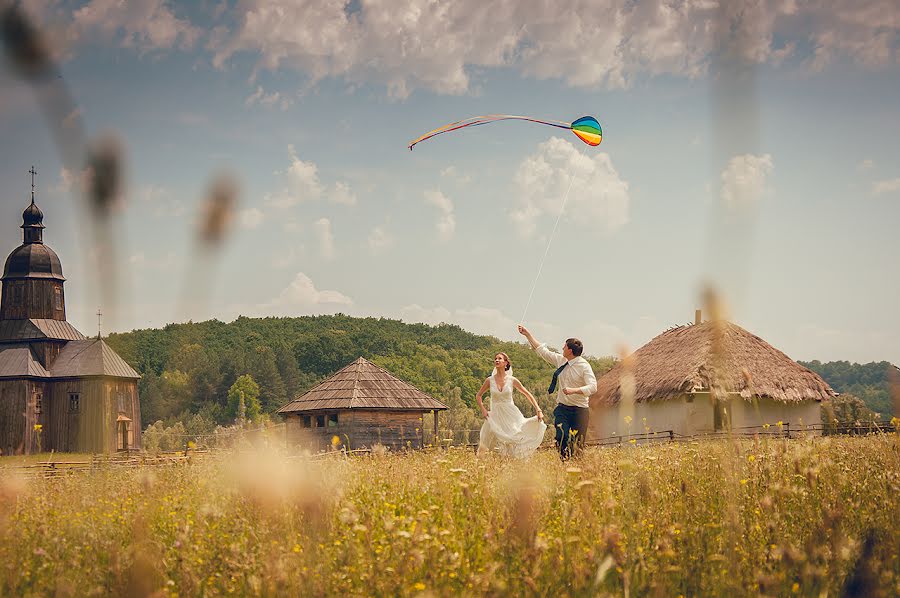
[367,226,394,252]
[70,0,199,52]
[206,0,900,97]
[265,145,357,207]
[244,85,292,110]
[872,178,900,195]
[424,190,455,241]
[238,207,264,229]
[265,272,353,313]
[720,153,774,207]
[313,217,335,259]
[511,137,629,238]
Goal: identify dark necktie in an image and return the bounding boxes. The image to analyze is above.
[548,362,568,394]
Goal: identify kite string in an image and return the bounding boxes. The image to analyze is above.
[519,145,586,325]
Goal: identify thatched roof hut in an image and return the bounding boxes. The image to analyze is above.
[278,357,448,451]
[589,320,836,439]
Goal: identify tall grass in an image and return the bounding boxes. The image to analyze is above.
[1,435,897,596]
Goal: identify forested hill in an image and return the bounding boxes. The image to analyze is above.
[105,315,616,427]
[800,360,896,420]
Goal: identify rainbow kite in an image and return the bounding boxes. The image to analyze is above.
[408,114,602,150]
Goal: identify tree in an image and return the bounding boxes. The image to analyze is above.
[228,374,261,423]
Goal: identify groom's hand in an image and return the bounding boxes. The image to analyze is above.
[563,387,577,396]
[517,324,529,336]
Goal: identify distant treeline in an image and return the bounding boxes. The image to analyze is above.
[105,314,616,429]
[105,315,895,430]
[800,360,895,420]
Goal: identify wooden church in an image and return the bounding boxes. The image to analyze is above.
[0,171,141,455]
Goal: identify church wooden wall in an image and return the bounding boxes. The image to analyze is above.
[0,279,65,320]
[0,380,27,456]
[46,378,141,453]
[285,410,426,451]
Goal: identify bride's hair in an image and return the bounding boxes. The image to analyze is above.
[495,352,511,371]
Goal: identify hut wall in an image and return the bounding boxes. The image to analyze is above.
[348,410,425,450]
[285,410,426,451]
[0,379,27,455]
[589,395,715,440]
[730,398,822,433]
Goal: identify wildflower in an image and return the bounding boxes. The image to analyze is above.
[748,455,755,462]
[740,479,748,485]
[792,582,800,593]
[331,435,341,448]
[624,415,633,425]
[33,424,42,432]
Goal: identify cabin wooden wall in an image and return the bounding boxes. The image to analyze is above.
[285,410,426,451]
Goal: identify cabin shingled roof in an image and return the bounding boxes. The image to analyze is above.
[277,357,448,413]
[591,321,837,406]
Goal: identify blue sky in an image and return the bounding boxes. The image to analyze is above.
[1,0,898,365]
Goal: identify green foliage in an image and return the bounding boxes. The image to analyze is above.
[802,360,894,419]
[106,315,617,430]
[227,375,261,423]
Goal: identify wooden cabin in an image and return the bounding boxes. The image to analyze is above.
[277,357,448,451]
[0,182,141,455]
[589,317,836,440]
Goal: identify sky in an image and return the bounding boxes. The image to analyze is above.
[0,0,898,365]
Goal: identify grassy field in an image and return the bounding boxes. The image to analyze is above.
[1,435,898,597]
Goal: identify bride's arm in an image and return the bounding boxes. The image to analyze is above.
[475,378,491,419]
[513,378,544,421]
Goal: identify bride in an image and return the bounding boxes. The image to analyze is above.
[476,352,547,457]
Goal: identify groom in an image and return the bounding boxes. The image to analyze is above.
[518,325,597,460]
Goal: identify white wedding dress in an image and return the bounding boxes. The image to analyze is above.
[478,369,547,458]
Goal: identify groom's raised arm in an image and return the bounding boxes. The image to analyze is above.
[518,325,566,367]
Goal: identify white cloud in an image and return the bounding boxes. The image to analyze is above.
[265,272,353,314]
[367,226,394,252]
[423,190,455,241]
[857,159,875,171]
[70,0,199,52]
[244,85,292,110]
[330,181,357,205]
[207,0,900,97]
[441,166,472,185]
[720,153,774,207]
[511,137,630,238]
[313,217,335,259]
[872,178,900,195]
[265,145,357,208]
[238,207,264,229]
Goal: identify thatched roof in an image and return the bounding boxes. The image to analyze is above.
[591,321,836,406]
[277,357,448,414]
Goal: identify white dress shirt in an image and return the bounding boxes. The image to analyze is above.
[534,343,597,408]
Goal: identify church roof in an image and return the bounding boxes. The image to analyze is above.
[49,339,140,379]
[2,242,65,280]
[0,346,50,378]
[0,319,86,342]
[591,321,837,406]
[278,357,448,414]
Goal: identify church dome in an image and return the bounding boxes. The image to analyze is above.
[2,243,65,280]
[22,201,44,228]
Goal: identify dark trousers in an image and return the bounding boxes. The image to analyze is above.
[553,404,589,460]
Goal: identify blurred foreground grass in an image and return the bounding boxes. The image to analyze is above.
[1,435,898,596]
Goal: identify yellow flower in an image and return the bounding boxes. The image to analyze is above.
[777,421,783,426]
[748,455,755,462]
[792,582,800,593]
[331,435,341,447]
[740,479,748,485]
[413,582,426,591]
[624,415,633,424]
[33,424,42,432]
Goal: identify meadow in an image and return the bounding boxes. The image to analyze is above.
[1,435,897,597]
